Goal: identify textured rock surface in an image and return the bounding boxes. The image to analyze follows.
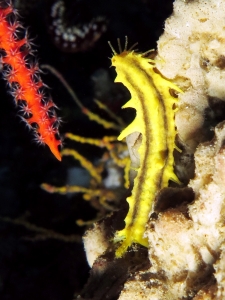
[156,0,225,150]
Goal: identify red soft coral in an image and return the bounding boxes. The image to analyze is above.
[0,0,62,160]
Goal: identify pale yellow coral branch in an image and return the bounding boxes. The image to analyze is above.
[61,148,102,184]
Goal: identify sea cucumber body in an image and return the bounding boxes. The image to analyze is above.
[0,2,61,160]
[111,51,181,257]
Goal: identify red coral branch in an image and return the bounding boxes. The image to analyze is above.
[0,0,62,161]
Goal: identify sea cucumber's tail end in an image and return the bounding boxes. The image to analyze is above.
[115,237,130,258]
[114,229,131,258]
[115,234,148,258]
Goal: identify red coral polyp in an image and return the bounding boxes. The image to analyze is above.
[0,1,62,161]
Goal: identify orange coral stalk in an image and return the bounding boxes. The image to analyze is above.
[0,1,61,160]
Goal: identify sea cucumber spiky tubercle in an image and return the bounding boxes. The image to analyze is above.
[0,0,62,160]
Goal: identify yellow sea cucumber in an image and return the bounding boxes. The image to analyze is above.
[109,38,182,257]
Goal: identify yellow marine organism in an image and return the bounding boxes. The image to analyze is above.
[40,65,130,225]
[108,37,182,257]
